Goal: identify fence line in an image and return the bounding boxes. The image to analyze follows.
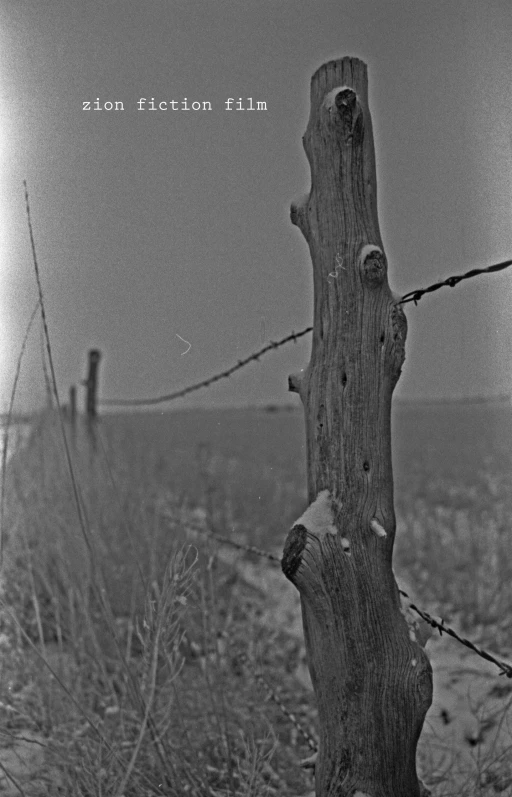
[99,256,512,408]
[21,179,511,781]
[165,511,512,680]
[89,253,512,754]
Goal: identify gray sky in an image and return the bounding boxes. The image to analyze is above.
[1,0,512,412]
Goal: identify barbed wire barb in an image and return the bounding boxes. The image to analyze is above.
[398,590,512,678]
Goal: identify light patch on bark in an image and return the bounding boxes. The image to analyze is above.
[299,752,318,769]
[291,192,309,211]
[340,537,351,554]
[292,489,337,539]
[359,243,382,262]
[323,85,353,109]
[370,518,387,537]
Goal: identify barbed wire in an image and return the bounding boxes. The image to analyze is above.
[99,327,312,407]
[398,257,512,305]
[398,591,512,678]
[170,509,512,757]
[100,256,511,408]
[195,527,282,564]
[170,512,512,680]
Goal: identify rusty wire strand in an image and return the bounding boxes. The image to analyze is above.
[100,256,511,408]
[171,513,512,680]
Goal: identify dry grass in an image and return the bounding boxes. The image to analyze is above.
[0,403,511,794]
[0,411,314,796]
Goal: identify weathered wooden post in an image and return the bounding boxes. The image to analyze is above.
[69,385,77,424]
[68,384,77,442]
[84,349,101,420]
[282,58,432,796]
[83,349,101,451]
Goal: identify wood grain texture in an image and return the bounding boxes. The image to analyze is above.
[283,57,433,797]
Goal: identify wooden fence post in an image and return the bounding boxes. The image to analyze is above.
[84,349,101,420]
[69,385,76,423]
[68,384,77,440]
[282,58,433,796]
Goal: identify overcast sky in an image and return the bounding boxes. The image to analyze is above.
[1,0,511,413]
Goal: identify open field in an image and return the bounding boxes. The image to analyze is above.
[0,400,511,795]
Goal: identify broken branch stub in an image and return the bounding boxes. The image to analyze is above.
[283,57,432,797]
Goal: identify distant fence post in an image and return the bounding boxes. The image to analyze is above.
[282,58,432,796]
[84,349,101,420]
[69,384,77,438]
[69,385,76,421]
[83,349,101,450]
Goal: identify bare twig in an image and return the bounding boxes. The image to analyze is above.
[23,181,91,551]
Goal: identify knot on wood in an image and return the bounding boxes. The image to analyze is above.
[391,304,407,346]
[334,89,362,143]
[359,245,386,286]
[290,194,310,238]
[335,88,356,110]
[390,303,407,385]
[88,349,102,364]
[282,524,307,582]
[288,372,303,394]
